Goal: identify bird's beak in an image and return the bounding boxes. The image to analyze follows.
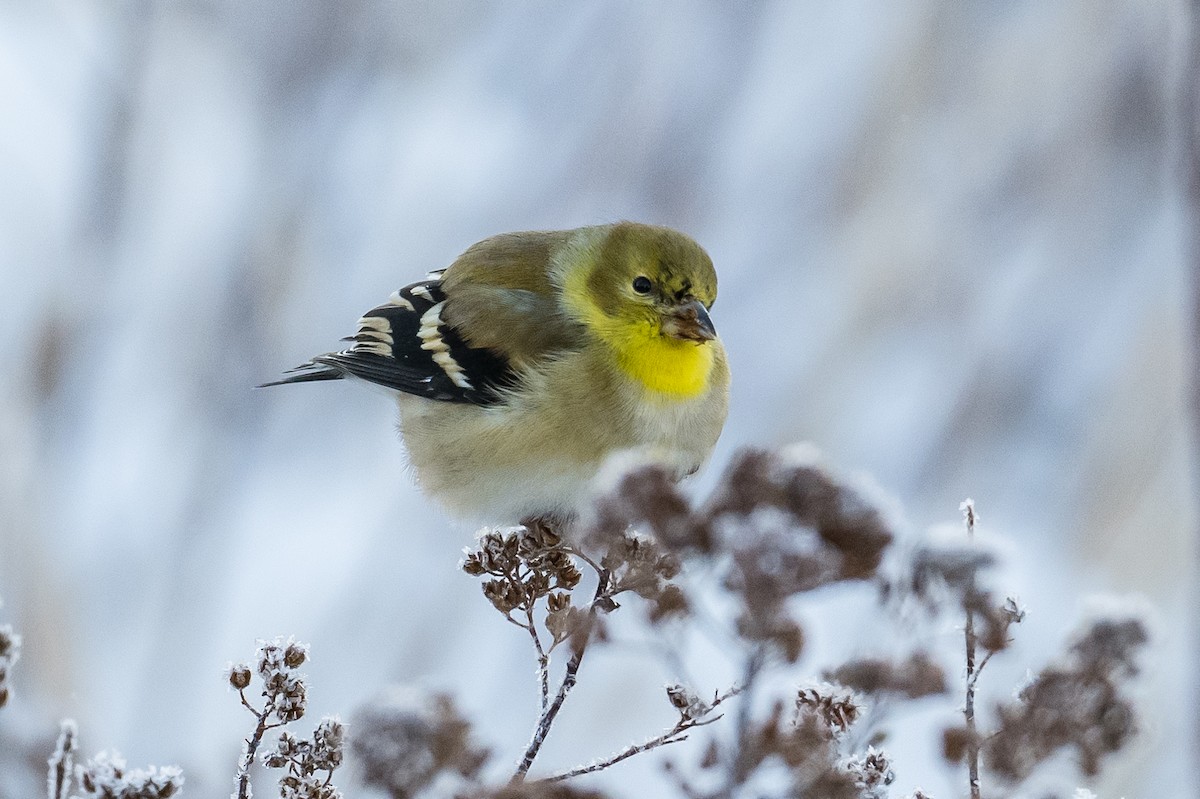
[662,299,717,343]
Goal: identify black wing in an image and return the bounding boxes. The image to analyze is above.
[259,278,518,405]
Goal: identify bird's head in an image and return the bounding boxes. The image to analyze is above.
[568,222,718,342]
[560,222,721,398]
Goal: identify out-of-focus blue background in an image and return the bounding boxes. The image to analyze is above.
[1,3,1194,797]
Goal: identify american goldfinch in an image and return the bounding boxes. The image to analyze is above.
[263,222,729,524]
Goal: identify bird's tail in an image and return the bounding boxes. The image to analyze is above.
[256,361,345,388]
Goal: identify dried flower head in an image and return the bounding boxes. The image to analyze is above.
[73,751,183,799]
[590,462,713,553]
[226,663,253,691]
[940,725,977,764]
[0,623,21,708]
[464,528,583,617]
[705,449,893,580]
[909,543,995,600]
[352,691,489,799]
[796,684,863,735]
[718,700,862,799]
[665,684,712,722]
[825,651,947,699]
[984,613,1148,781]
[262,717,346,799]
[845,745,895,798]
[257,636,308,678]
[600,533,680,601]
[284,641,309,669]
[908,531,1025,654]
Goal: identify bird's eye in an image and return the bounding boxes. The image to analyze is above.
[632,276,652,294]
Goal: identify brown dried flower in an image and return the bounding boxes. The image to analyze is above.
[941,725,976,764]
[723,700,862,799]
[464,528,584,619]
[227,663,253,691]
[796,685,863,735]
[0,624,20,709]
[545,605,592,648]
[824,651,947,699]
[665,684,711,721]
[262,718,346,799]
[846,745,895,797]
[704,449,893,580]
[352,692,489,799]
[984,614,1147,781]
[591,463,713,554]
[73,751,183,799]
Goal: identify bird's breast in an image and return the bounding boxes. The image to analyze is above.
[607,324,717,399]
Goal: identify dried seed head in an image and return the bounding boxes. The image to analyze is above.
[461,553,487,576]
[824,651,947,699]
[664,684,709,720]
[465,525,584,620]
[846,745,895,794]
[72,751,183,799]
[589,462,712,554]
[706,449,893,579]
[1001,596,1027,626]
[941,725,974,763]
[227,663,253,691]
[284,642,309,669]
[0,624,20,708]
[984,612,1148,781]
[796,685,862,735]
[482,579,523,614]
[352,691,489,798]
[648,583,689,623]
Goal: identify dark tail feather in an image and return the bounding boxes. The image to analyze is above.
[256,362,345,388]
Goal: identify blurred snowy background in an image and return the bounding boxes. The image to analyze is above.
[0,2,1195,797]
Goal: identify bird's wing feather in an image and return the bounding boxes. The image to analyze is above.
[261,231,588,403]
[439,230,586,365]
[260,280,519,405]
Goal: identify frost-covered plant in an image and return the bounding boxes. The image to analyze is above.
[43,719,183,799]
[0,596,20,709]
[4,448,1146,799]
[229,637,345,799]
[47,720,78,799]
[71,751,183,799]
[387,448,913,797]
[261,718,346,799]
[348,447,1147,799]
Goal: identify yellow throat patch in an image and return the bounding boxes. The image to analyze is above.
[608,321,715,399]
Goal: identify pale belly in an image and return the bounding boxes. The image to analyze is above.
[393,372,724,523]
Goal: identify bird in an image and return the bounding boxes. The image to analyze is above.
[261,222,730,528]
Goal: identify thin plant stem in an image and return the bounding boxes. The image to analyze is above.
[538,687,738,783]
[525,604,550,713]
[540,722,704,782]
[962,501,982,799]
[512,568,611,781]
[236,691,278,799]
